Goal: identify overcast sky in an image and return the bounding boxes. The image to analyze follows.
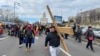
[0,0,100,23]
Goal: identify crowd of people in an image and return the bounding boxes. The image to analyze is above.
[2,22,95,56]
[73,23,95,52]
[45,23,96,56]
[0,23,4,38]
[5,23,50,52]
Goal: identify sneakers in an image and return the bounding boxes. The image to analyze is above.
[92,49,95,52]
[18,45,23,48]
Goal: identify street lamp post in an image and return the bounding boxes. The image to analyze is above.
[14,2,20,21]
[14,2,15,20]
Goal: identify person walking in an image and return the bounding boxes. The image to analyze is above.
[85,26,95,52]
[64,34,69,39]
[8,24,11,35]
[72,23,76,38]
[45,25,50,35]
[39,25,44,36]
[0,27,3,38]
[18,26,24,48]
[35,24,39,36]
[25,24,35,52]
[15,24,20,37]
[74,24,82,43]
[45,26,60,56]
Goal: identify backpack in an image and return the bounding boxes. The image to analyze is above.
[88,30,94,40]
[89,36,94,40]
[26,29,33,38]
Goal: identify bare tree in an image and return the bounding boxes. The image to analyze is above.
[96,12,100,20]
[14,18,25,24]
[89,10,96,23]
[75,15,81,24]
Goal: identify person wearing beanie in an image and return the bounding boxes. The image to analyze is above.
[85,26,95,52]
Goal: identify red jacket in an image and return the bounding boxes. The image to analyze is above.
[0,28,3,34]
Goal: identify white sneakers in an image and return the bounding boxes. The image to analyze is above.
[19,44,23,48]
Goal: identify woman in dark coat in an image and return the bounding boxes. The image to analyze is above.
[85,26,95,52]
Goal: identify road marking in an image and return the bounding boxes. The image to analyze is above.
[0,38,6,40]
[60,48,72,56]
[2,55,6,56]
[0,36,9,41]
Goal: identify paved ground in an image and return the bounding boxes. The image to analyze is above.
[0,35,100,56]
[65,37,100,56]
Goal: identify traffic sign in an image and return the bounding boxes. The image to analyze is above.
[54,16,62,24]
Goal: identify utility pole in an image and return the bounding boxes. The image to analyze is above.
[61,7,63,24]
[80,9,83,24]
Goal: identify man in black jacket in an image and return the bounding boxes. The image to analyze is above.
[45,26,60,56]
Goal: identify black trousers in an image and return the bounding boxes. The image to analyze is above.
[15,30,18,36]
[19,37,23,45]
[26,38,32,48]
[75,33,81,42]
[65,34,68,39]
[45,31,49,35]
[86,40,94,51]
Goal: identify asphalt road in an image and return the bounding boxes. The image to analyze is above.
[65,37,100,56]
[0,35,100,56]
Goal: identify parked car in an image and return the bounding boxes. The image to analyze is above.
[82,27,100,39]
[92,28,100,39]
[82,27,88,35]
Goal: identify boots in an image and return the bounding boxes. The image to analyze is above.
[26,48,31,52]
[26,48,28,52]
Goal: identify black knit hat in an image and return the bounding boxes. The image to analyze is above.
[88,26,92,28]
